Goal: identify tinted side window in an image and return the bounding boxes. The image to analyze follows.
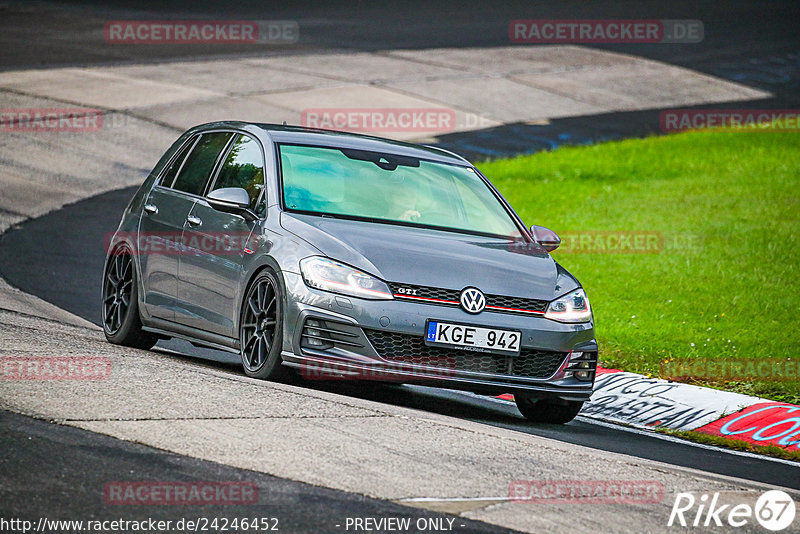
[171,132,233,196]
[159,136,197,187]
[211,134,265,213]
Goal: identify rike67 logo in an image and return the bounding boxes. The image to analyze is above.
[669,490,796,531]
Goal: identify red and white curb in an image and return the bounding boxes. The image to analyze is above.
[495,367,800,452]
[584,368,766,430]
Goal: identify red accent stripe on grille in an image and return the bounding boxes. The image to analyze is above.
[393,294,459,305]
[394,294,545,314]
[486,305,545,315]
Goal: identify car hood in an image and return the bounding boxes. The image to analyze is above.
[280,212,579,301]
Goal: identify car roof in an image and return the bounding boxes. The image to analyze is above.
[187,121,471,166]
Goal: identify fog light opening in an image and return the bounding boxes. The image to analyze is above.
[567,351,597,382]
[302,318,334,350]
[306,319,325,346]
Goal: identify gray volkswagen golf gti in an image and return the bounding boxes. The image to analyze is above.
[102,122,597,423]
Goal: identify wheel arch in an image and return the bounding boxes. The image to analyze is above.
[102,235,148,322]
[236,259,287,335]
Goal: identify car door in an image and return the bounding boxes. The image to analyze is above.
[177,133,266,338]
[152,131,235,327]
[138,136,199,321]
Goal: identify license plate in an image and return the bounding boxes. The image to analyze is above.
[425,320,521,354]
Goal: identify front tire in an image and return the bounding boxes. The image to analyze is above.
[239,269,290,380]
[515,394,583,424]
[101,245,157,350]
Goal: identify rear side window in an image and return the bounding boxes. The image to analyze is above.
[211,134,265,212]
[171,132,233,196]
[159,136,197,187]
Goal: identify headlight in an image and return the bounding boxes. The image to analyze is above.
[545,288,592,323]
[300,256,394,300]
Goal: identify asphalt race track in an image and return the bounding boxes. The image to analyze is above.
[2,1,800,532]
[0,410,519,533]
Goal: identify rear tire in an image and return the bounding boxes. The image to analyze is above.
[239,269,290,381]
[515,394,583,424]
[101,245,158,350]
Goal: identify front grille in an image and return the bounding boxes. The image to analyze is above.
[364,329,568,379]
[388,282,548,315]
[489,295,548,313]
[388,283,460,302]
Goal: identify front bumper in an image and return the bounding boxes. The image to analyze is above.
[280,272,597,401]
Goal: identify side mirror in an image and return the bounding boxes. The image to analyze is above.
[206,187,257,221]
[530,225,561,252]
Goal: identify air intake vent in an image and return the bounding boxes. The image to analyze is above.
[564,351,598,381]
[301,319,364,351]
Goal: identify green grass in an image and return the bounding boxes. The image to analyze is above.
[478,129,800,403]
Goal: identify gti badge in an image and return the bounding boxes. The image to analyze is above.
[460,287,486,314]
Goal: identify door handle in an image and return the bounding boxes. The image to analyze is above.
[187,215,202,226]
[143,204,158,215]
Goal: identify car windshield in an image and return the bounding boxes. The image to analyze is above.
[279,144,521,238]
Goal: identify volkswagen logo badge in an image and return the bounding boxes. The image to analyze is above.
[460,287,486,314]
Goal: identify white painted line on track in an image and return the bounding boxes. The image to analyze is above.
[575,415,800,468]
[400,497,512,502]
